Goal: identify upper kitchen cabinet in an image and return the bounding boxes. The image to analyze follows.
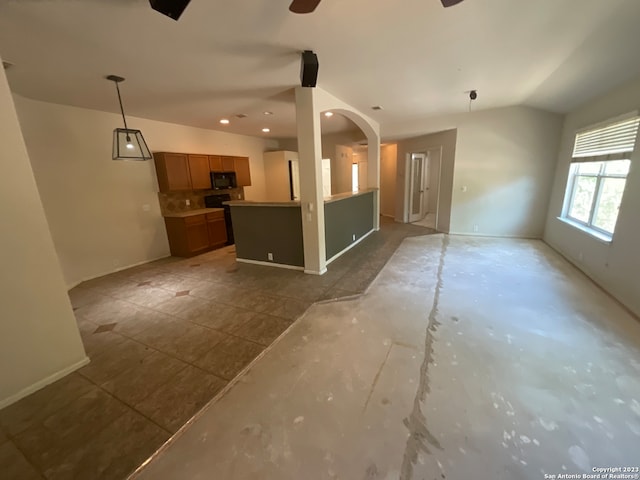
[154,152,192,192]
[221,156,235,171]
[188,154,211,190]
[234,156,252,187]
[209,155,222,172]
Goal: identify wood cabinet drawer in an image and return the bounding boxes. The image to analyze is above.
[183,214,206,225]
[206,211,224,221]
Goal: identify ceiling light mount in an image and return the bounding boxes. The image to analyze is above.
[107,75,151,161]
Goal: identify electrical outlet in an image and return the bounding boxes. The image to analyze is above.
[185,199,191,206]
[142,204,150,212]
[578,251,584,261]
[268,253,273,261]
[352,234,356,241]
[473,224,479,232]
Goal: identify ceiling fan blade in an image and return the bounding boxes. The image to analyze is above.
[289,0,322,14]
[441,0,464,7]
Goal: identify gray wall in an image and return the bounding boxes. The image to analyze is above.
[230,206,304,267]
[325,191,375,260]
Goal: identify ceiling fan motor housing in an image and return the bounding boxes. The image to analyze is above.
[149,0,192,20]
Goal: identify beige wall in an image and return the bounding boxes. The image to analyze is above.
[0,60,87,408]
[427,148,440,214]
[333,144,354,194]
[14,95,277,288]
[380,144,397,217]
[276,131,367,196]
[263,150,298,202]
[393,106,563,237]
[544,76,640,316]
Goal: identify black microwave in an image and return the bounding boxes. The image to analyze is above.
[210,171,237,190]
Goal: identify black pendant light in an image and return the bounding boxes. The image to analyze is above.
[107,75,152,161]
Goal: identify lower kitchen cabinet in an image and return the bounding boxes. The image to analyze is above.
[206,212,227,248]
[164,211,227,257]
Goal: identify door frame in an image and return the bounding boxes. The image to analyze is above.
[426,146,443,231]
[409,153,427,222]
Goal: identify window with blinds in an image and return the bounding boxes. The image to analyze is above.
[572,116,640,162]
[562,115,639,239]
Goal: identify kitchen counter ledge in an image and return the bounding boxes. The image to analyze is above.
[163,208,225,218]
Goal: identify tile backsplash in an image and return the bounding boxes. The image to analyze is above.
[159,188,244,214]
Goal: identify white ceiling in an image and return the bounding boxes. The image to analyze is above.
[1,0,640,140]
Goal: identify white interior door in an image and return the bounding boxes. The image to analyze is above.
[321,159,332,198]
[409,153,426,222]
[289,159,300,201]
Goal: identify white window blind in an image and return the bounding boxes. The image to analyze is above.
[572,117,640,163]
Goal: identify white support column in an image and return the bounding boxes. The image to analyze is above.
[295,87,327,275]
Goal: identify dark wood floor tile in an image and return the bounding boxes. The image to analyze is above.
[78,338,154,385]
[232,313,293,346]
[101,352,188,406]
[135,365,226,432]
[43,409,169,480]
[0,441,42,480]
[0,374,94,437]
[195,335,265,380]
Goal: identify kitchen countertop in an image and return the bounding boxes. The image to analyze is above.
[163,208,224,218]
[323,188,378,204]
[225,200,301,207]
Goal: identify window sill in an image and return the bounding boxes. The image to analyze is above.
[556,217,613,244]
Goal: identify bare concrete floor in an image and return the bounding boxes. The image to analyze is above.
[132,235,640,480]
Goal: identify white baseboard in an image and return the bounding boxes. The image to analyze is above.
[326,229,375,265]
[0,356,90,410]
[66,254,171,290]
[448,232,542,240]
[304,268,328,275]
[236,258,304,271]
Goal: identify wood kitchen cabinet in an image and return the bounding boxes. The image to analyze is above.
[209,155,222,172]
[164,211,227,257]
[154,153,192,192]
[234,156,252,186]
[154,151,252,192]
[206,211,227,248]
[221,156,235,171]
[188,154,211,190]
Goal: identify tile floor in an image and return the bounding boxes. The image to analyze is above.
[0,218,433,480]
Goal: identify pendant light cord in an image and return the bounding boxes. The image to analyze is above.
[114,81,129,132]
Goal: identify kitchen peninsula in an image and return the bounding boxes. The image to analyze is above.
[227,189,377,271]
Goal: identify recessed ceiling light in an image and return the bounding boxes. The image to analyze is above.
[262,128,271,133]
[235,114,248,119]
[263,111,274,116]
[324,111,334,117]
[219,119,230,125]
[2,61,14,70]
[372,105,383,111]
